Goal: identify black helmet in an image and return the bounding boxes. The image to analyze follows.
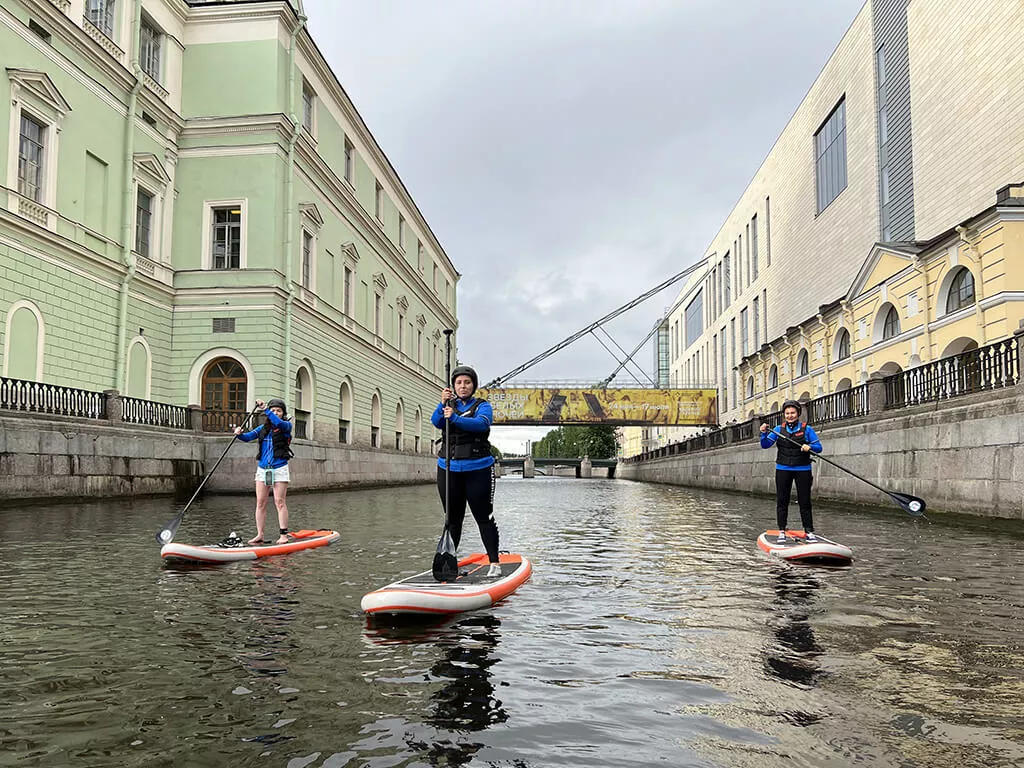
[782,399,801,414]
[266,398,288,416]
[450,365,478,393]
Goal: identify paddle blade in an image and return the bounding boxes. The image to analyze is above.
[891,492,927,517]
[432,528,458,581]
[155,512,184,545]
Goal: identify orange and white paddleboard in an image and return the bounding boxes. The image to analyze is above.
[361,552,532,616]
[757,529,853,566]
[161,529,340,564]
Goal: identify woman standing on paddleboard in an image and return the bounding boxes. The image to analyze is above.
[234,398,294,545]
[431,366,501,577]
[759,399,823,544]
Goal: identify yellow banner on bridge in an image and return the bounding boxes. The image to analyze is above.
[477,388,718,426]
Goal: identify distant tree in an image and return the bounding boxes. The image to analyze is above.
[490,444,503,459]
[531,425,616,459]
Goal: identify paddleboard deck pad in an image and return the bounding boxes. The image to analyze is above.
[757,529,853,566]
[361,552,532,616]
[161,529,340,563]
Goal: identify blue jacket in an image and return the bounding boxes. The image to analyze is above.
[431,397,495,472]
[237,409,293,469]
[760,422,822,471]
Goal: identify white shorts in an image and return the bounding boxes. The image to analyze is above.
[255,465,290,484]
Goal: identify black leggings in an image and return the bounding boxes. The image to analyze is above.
[776,468,814,532]
[436,464,499,563]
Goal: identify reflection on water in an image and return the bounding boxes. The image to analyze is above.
[762,566,825,688]
[2,480,1024,766]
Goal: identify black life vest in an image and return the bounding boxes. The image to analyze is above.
[775,422,811,467]
[438,398,491,460]
[255,421,294,460]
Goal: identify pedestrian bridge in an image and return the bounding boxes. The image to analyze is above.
[496,456,617,478]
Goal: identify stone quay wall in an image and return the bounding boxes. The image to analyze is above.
[617,384,1024,520]
[0,410,435,505]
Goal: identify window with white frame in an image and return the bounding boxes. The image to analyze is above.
[881,306,900,340]
[432,264,439,292]
[416,329,422,364]
[86,0,116,38]
[140,17,162,82]
[18,113,45,202]
[417,241,424,273]
[135,189,153,257]
[398,213,406,250]
[343,138,354,183]
[302,81,315,134]
[945,268,976,314]
[398,313,405,353]
[374,293,382,336]
[301,230,313,289]
[374,181,383,221]
[211,206,242,269]
[343,265,353,316]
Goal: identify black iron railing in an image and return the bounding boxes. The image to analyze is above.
[202,409,251,433]
[808,384,868,424]
[0,376,106,419]
[885,336,1020,408]
[122,396,191,429]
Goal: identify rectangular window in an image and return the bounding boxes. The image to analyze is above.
[302,82,315,133]
[18,113,45,202]
[398,315,405,353]
[815,98,848,213]
[684,290,703,347]
[417,241,424,273]
[374,294,382,336]
[140,18,161,82]
[751,214,758,280]
[343,139,354,183]
[211,207,242,269]
[374,181,383,221]
[398,213,406,250]
[744,225,750,287]
[765,196,771,266]
[445,279,451,306]
[433,264,439,292]
[416,329,422,364]
[135,189,153,257]
[301,230,313,288]
[343,266,353,315]
[741,307,749,357]
[723,252,731,305]
[752,296,760,350]
[86,0,115,38]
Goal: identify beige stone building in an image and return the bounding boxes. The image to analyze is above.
[649,0,1024,453]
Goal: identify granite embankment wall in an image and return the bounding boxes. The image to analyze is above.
[617,386,1024,520]
[0,411,435,504]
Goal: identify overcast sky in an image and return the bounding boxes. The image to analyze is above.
[302,0,866,451]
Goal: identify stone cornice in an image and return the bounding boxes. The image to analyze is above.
[180,113,292,140]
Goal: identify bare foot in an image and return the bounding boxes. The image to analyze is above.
[275,535,291,544]
[247,535,264,545]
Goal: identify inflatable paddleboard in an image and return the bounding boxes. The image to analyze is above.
[362,552,532,616]
[757,529,853,566]
[161,529,340,564]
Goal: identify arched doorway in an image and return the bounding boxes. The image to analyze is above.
[202,357,248,432]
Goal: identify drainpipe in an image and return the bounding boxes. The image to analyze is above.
[282,2,308,403]
[957,226,986,344]
[114,0,145,391]
[817,313,831,392]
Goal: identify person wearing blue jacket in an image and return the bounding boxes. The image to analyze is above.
[234,398,294,544]
[431,365,501,576]
[759,399,823,544]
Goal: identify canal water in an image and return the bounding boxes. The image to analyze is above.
[2,478,1023,767]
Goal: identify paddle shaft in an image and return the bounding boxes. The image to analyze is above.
[442,329,453,524]
[767,424,926,514]
[156,407,260,543]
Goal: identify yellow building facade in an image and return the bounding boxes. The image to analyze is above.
[739,186,1024,414]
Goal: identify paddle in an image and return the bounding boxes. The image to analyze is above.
[433,329,459,582]
[768,425,927,517]
[155,406,261,545]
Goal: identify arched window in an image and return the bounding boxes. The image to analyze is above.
[746,376,754,399]
[294,367,312,439]
[370,393,381,448]
[202,357,248,431]
[338,380,353,443]
[835,329,851,361]
[3,301,44,381]
[946,268,976,313]
[768,365,778,390]
[882,306,900,340]
[797,349,809,377]
[394,400,405,451]
[414,407,422,452]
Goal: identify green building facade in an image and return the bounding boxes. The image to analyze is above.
[1,0,458,452]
